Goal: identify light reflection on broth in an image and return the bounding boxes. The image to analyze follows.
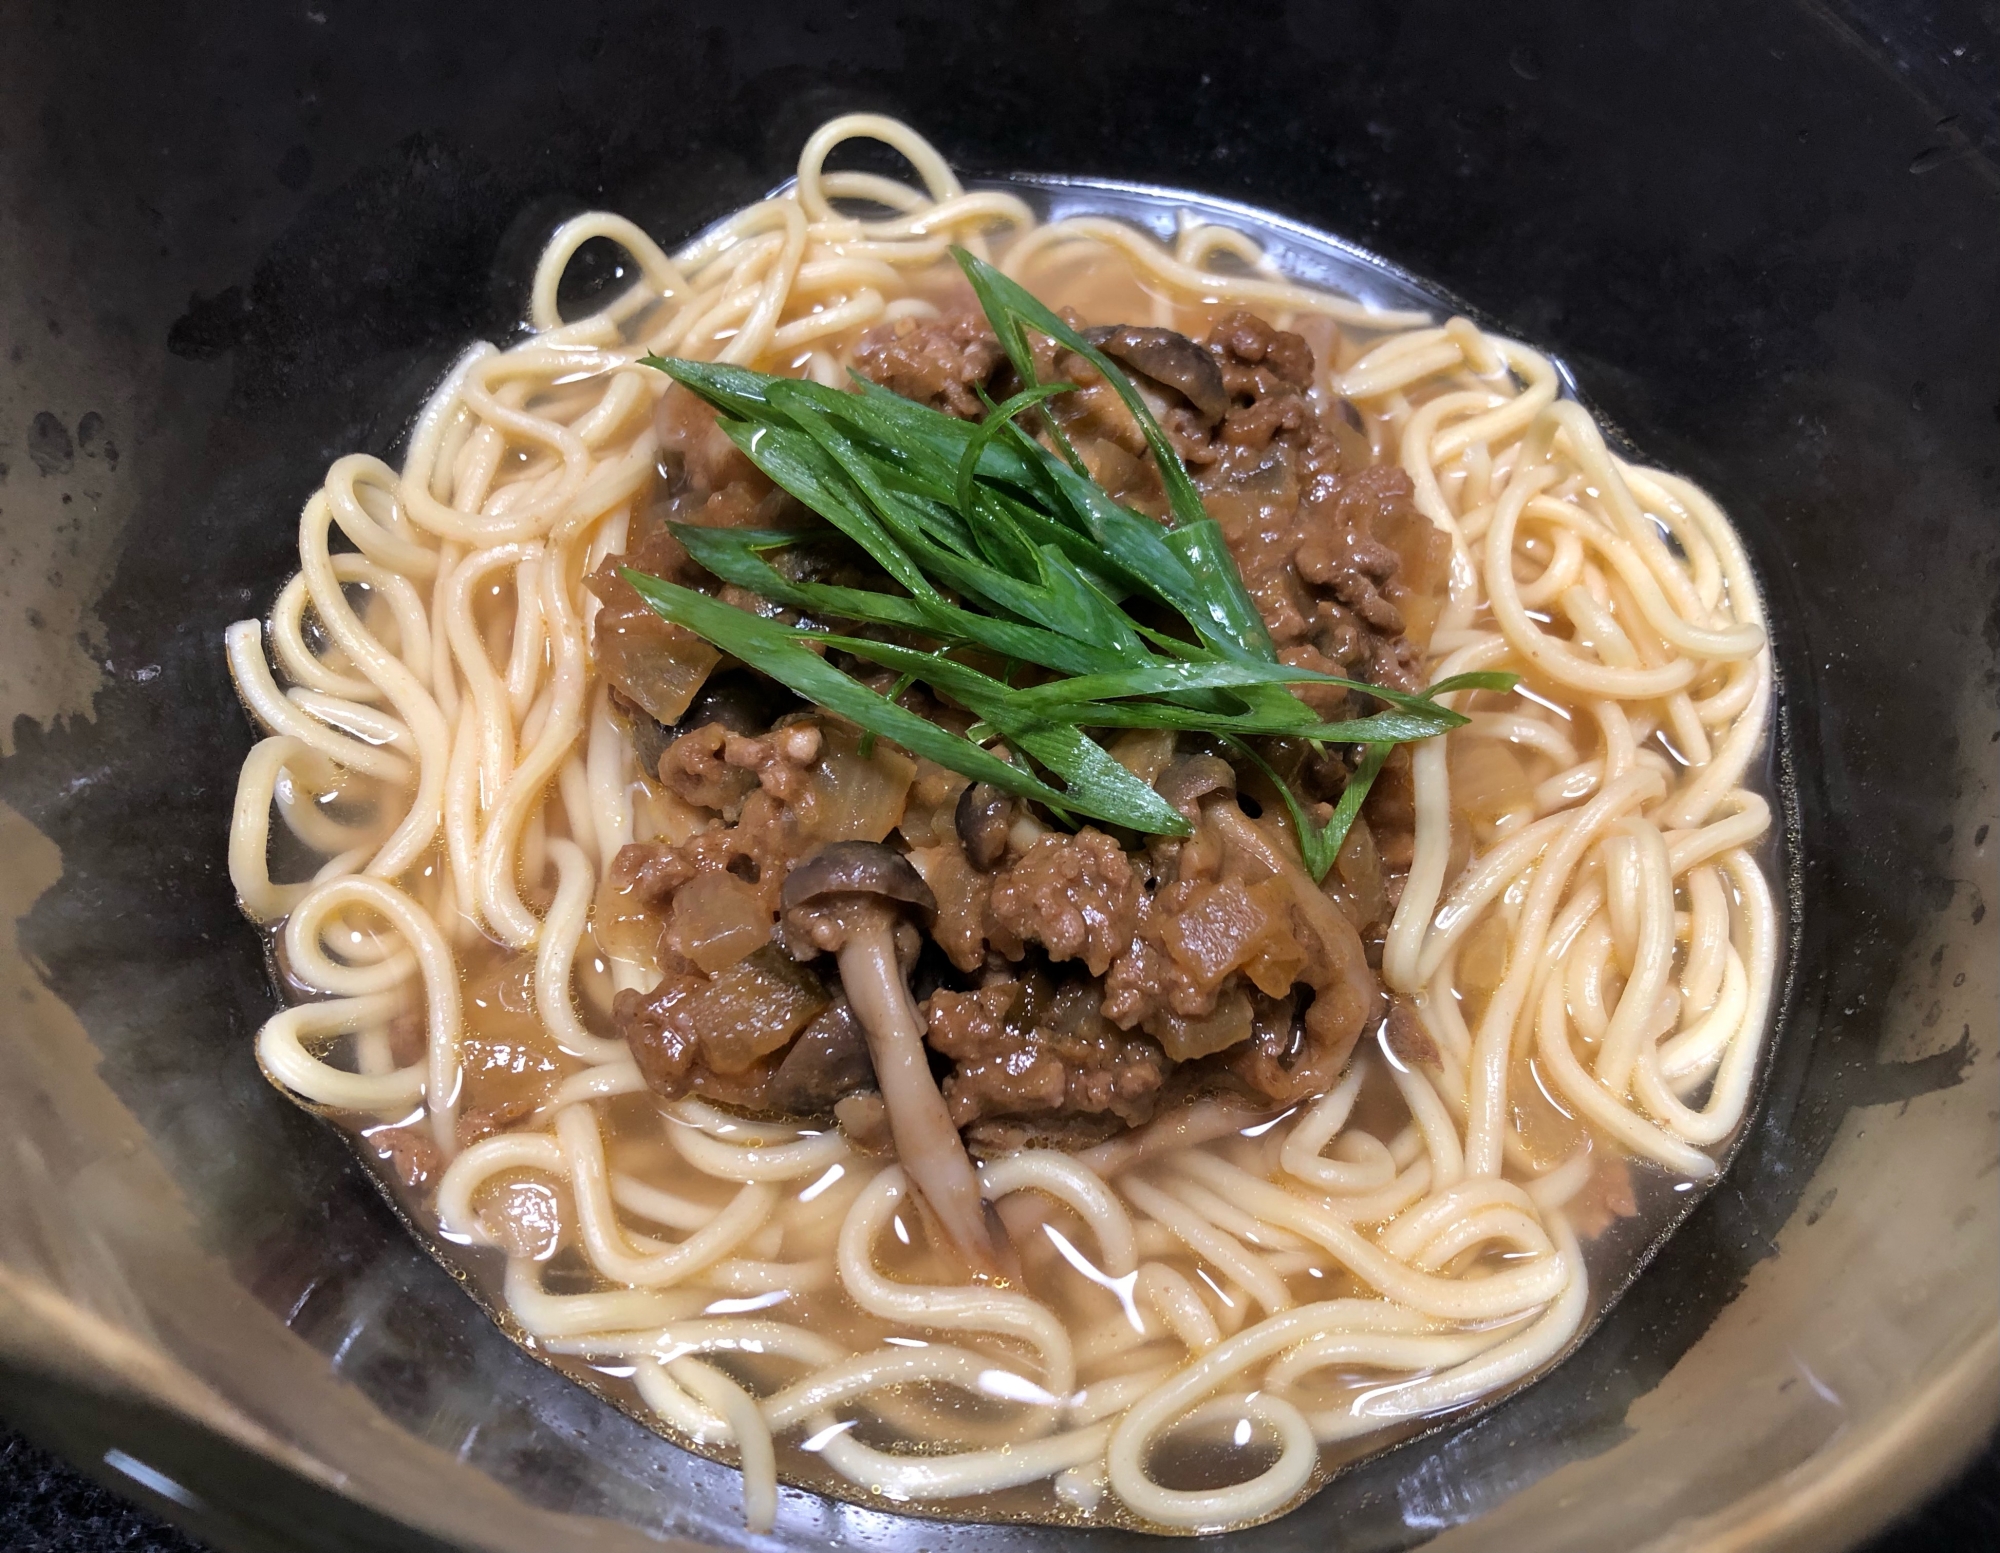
[226,114,1779,1534]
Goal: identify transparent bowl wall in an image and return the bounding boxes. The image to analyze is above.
[1,3,1994,1550]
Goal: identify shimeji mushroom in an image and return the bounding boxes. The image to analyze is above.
[781,840,1000,1271]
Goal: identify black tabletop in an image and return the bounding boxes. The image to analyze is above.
[4,1421,1996,1552]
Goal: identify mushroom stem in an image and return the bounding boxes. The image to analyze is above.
[834,909,999,1273]
[1079,1095,1281,1178]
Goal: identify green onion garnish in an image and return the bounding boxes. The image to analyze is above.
[625,247,1514,867]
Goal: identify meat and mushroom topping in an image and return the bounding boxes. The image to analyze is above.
[853,308,1450,699]
[1184,310,1453,701]
[603,304,1453,1209]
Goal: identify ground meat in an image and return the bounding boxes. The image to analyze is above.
[987,828,1142,977]
[656,381,770,497]
[657,723,754,811]
[575,300,1461,1155]
[657,722,821,812]
[863,309,1179,504]
[927,975,1169,1134]
[1209,308,1315,392]
[386,1011,426,1068]
[1101,931,1172,1032]
[1101,798,1383,1108]
[924,981,1019,1061]
[1380,997,1439,1067]
[456,1096,539,1150]
[1100,815,1307,1041]
[963,1114,1136,1155]
[906,840,991,972]
[615,973,735,1099]
[1293,463,1449,693]
[852,311,1005,418]
[612,839,693,909]
[614,945,831,1108]
[1175,312,1452,707]
[945,1037,1068,1122]
[598,781,808,992]
[612,828,766,923]
[1362,746,1419,869]
[1568,1153,1641,1240]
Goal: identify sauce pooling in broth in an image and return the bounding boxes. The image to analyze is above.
[229,113,1779,1533]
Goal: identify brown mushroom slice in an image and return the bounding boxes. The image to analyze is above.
[766,998,875,1116]
[781,842,1000,1272]
[679,667,805,738]
[1083,324,1230,425]
[954,780,1016,872]
[1155,752,1238,819]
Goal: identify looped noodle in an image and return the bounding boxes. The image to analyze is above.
[840,1167,1077,1394]
[981,1149,1137,1277]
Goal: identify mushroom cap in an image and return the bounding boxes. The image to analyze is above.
[782,840,937,914]
[954,780,1016,872]
[679,667,805,738]
[1083,324,1230,426]
[1155,752,1238,818]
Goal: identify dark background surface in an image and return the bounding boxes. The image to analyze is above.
[1,0,1995,1549]
[3,1422,1997,1550]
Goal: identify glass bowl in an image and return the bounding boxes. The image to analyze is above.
[1,3,1993,1549]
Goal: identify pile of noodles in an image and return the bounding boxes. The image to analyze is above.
[226,115,1775,1532]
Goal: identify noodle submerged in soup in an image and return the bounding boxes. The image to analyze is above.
[226,115,1778,1533]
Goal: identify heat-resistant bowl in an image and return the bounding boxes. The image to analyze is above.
[1,3,1994,1550]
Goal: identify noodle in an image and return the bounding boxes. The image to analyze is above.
[225,113,1777,1531]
